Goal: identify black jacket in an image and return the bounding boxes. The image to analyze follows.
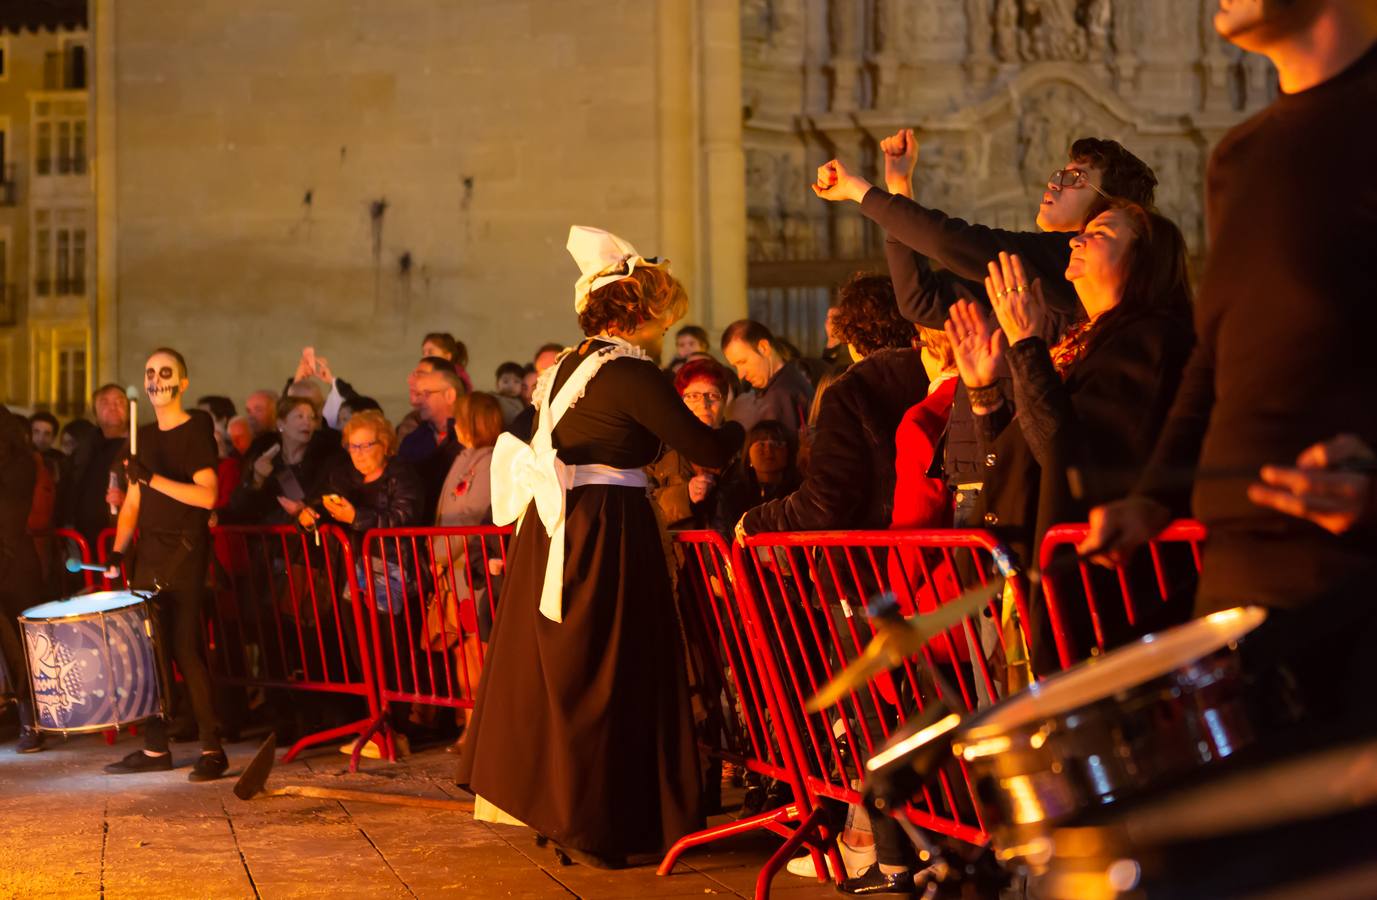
[227,431,347,525]
[975,311,1194,671]
[743,349,929,534]
[313,457,425,549]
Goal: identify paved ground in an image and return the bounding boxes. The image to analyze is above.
[0,730,841,900]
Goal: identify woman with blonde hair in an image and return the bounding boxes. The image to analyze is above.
[458,227,743,868]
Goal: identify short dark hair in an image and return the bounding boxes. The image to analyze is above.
[150,346,189,378]
[418,355,458,375]
[829,272,914,356]
[496,361,525,381]
[30,411,59,431]
[577,268,688,338]
[720,319,774,353]
[197,395,237,422]
[61,418,96,443]
[673,357,731,398]
[342,396,382,415]
[1070,138,1158,210]
[534,343,565,362]
[676,324,709,350]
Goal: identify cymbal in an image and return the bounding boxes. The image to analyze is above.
[807,575,1006,712]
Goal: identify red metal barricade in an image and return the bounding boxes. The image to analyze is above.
[205,524,382,769]
[1039,520,1206,670]
[28,527,97,592]
[357,525,513,762]
[732,529,1036,860]
[658,531,840,896]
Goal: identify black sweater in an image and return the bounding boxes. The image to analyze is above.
[742,349,929,534]
[1136,39,1377,612]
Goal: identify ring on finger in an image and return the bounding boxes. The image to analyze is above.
[1014,283,1029,293]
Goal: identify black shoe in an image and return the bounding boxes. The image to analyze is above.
[188,751,229,782]
[16,728,45,754]
[840,863,917,896]
[104,750,174,774]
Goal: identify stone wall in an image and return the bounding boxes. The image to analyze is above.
[97,0,746,416]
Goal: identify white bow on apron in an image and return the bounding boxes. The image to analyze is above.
[489,338,648,623]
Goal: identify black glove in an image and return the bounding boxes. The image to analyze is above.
[105,551,124,574]
[125,455,153,486]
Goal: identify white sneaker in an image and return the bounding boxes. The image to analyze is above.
[784,839,875,880]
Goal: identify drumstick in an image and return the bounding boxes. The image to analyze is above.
[125,385,140,456]
[66,558,113,574]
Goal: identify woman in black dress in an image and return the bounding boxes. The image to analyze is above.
[458,227,743,867]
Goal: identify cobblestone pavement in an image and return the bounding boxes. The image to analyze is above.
[0,731,842,899]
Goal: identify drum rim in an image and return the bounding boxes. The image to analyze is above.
[31,716,159,736]
[955,606,1266,747]
[19,591,153,624]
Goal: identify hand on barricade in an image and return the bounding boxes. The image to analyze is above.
[1248,434,1377,535]
[297,507,321,531]
[488,558,504,577]
[811,159,871,203]
[734,514,749,547]
[986,252,1044,345]
[1078,495,1173,567]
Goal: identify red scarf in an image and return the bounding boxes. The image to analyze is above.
[1049,320,1097,379]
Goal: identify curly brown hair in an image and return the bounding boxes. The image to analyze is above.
[577,266,687,338]
[828,273,914,357]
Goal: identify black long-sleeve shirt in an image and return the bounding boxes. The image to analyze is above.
[860,187,1080,326]
[1136,40,1377,611]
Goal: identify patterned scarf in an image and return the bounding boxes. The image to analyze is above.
[1049,320,1098,379]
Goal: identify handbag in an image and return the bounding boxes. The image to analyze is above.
[422,570,464,651]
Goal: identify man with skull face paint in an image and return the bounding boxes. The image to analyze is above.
[103,347,228,781]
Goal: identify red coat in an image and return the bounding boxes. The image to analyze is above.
[885,377,966,672]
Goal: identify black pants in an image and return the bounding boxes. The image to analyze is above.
[0,542,42,730]
[135,535,221,753]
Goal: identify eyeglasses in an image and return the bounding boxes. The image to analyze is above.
[682,391,724,405]
[1048,168,1112,200]
[346,440,380,453]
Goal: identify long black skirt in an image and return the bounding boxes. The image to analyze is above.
[456,483,703,859]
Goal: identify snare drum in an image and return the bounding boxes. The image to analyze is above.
[951,607,1268,865]
[20,591,164,733]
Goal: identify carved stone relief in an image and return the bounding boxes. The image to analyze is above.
[743,0,1274,278]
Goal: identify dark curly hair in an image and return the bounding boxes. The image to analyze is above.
[1070,138,1157,211]
[577,266,687,338]
[828,273,914,357]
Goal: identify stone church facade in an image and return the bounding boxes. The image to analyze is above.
[741,0,1273,354]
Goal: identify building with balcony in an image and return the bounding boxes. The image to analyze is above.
[0,0,91,416]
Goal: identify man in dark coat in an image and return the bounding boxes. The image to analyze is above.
[721,320,814,436]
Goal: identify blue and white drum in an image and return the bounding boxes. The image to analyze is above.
[19,591,163,733]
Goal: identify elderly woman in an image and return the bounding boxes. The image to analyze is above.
[459,227,743,868]
[229,395,342,524]
[645,357,737,530]
[300,410,423,539]
[947,200,1195,674]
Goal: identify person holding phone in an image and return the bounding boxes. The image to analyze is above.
[226,395,342,525]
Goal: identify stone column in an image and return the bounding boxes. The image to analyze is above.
[92,0,119,384]
[697,0,749,329]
